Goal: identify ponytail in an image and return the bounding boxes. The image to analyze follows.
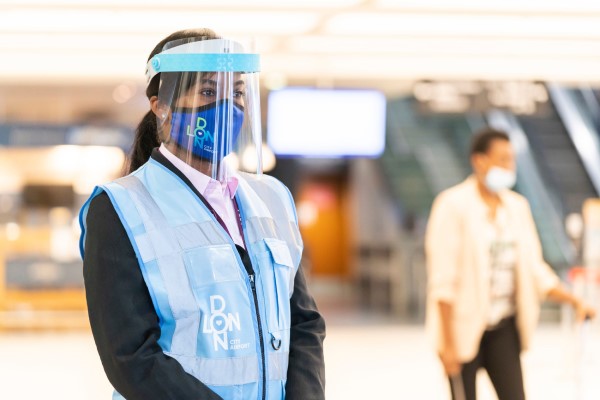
[126,110,159,174]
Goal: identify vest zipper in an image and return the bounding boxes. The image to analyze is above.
[234,195,266,400]
[152,164,268,398]
[249,273,267,400]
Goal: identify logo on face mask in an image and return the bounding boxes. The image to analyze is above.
[187,116,214,151]
[170,100,244,161]
[202,295,249,351]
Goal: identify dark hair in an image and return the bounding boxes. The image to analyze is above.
[126,28,220,174]
[469,127,510,156]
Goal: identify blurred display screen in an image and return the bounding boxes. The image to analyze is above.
[267,88,386,157]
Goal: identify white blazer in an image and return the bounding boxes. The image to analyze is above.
[425,176,560,362]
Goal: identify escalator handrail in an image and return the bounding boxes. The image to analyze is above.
[579,86,600,124]
[548,84,600,195]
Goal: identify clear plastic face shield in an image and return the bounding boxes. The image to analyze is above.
[146,37,262,182]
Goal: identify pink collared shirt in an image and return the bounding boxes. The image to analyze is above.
[159,144,245,248]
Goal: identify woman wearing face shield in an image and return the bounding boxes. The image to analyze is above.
[425,128,595,400]
[79,29,325,400]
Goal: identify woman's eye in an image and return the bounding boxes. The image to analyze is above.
[200,88,216,97]
[234,90,245,98]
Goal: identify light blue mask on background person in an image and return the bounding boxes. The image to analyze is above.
[485,166,517,193]
[170,100,244,161]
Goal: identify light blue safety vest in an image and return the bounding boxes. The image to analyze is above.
[79,158,303,400]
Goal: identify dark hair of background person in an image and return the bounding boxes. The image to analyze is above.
[126,28,220,174]
[469,127,510,156]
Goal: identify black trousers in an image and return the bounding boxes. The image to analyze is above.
[449,316,526,400]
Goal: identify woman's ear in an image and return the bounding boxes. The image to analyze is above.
[150,96,169,119]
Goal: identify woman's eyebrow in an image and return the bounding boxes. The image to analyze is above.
[200,78,217,86]
[199,79,244,86]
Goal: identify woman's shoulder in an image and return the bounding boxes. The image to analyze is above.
[85,191,121,230]
[87,191,113,213]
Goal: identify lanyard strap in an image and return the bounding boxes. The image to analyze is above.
[233,197,247,248]
[199,192,246,248]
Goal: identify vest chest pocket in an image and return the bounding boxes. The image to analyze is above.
[258,238,295,335]
[183,244,242,288]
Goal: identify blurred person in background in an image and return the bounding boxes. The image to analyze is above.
[425,127,595,400]
[79,28,325,400]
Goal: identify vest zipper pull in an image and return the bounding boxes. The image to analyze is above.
[249,273,256,289]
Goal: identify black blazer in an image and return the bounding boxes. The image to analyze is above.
[83,150,326,399]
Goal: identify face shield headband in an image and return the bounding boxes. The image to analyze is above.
[145,40,260,86]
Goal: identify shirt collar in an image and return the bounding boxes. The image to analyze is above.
[226,176,239,199]
[159,144,239,198]
[205,176,239,199]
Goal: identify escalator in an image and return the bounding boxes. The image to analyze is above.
[489,84,600,270]
[487,110,575,270]
[381,97,478,218]
[558,86,600,196]
[516,96,598,216]
[372,91,599,316]
[383,93,591,270]
[573,87,600,133]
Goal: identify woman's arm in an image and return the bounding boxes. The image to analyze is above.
[285,267,326,400]
[84,193,222,400]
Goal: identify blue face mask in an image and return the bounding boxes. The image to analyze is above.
[169,100,244,161]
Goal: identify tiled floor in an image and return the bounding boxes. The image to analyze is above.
[1,319,599,399]
[324,322,600,400]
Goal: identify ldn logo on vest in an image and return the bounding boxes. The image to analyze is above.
[203,295,249,351]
